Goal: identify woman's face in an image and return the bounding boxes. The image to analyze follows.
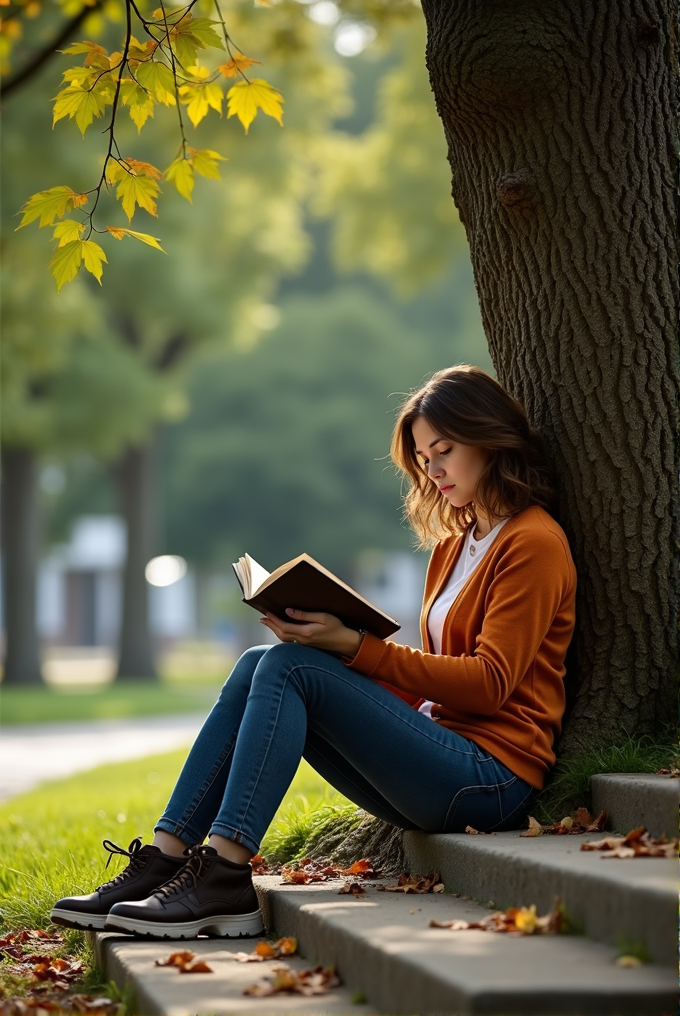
[411,415,490,510]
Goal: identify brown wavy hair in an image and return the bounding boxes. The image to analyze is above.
[391,365,557,545]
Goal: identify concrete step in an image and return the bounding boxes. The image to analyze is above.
[401,828,675,966]
[93,930,377,1016]
[96,880,676,1016]
[256,877,676,1015]
[590,773,678,838]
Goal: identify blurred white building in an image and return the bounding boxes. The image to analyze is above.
[355,550,426,648]
[37,515,196,647]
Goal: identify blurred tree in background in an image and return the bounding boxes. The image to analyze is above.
[2,7,485,683]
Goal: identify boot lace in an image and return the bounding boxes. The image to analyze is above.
[153,844,213,900]
[99,838,148,890]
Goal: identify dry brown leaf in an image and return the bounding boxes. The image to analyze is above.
[243,963,339,998]
[520,815,543,837]
[580,827,677,858]
[430,899,565,936]
[337,882,366,897]
[376,871,443,894]
[179,961,213,974]
[155,950,196,968]
[154,950,212,973]
[235,938,298,963]
[541,808,608,835]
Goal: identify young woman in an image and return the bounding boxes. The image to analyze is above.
[51,365,576,939]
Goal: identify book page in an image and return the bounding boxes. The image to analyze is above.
[244,554,271,598]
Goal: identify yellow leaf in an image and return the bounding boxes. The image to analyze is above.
[513,905,539,934]
[226,78,283,133]
[129,94,155,131]
[17,186,86,229]
[52,219,85,245]
[135,60,176,105]
[106,226,166,251]
[218,55,260,78]
[81,239,107,283]
[165,158,194,202]
[125,159,162,180]
[179,81,223,127]
[49,239,83,291]
[53,83,109,135]
[115,174,160,220]
[189,148,226,180]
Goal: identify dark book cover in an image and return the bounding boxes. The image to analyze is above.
[233,556,400,641]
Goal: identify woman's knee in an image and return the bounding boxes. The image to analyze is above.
[220,645,271,695]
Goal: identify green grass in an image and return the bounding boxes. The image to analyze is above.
[0,680,222,725]
[535,734,676,823]
[0,749,350,931]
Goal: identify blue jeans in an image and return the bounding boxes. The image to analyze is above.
[155,644,538,855]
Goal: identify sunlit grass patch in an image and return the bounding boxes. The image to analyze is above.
[0,750,350,930]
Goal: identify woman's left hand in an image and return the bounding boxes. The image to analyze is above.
[260,608,363,658]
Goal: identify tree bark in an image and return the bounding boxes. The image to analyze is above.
[421,0,679,751]
[115,439,158,680]
[1,446,44,685]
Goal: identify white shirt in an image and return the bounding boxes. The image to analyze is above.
[418,518,510,719]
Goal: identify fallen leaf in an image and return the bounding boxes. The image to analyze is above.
[408,908,421,914]
[465,825,483,834]
[616,955,643,968]
[376,871,443,894]
[541,809,608,835]
[520,815,543,837]
[235,938,298,962]
[155,950,196,968]
[580,827,677,858]
[430,898,566,936]
[337,882,366,897]
[179,961,213,973]
[244,963,339,997]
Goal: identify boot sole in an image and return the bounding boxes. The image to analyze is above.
[104,909,264,939]
[50,908,110,931]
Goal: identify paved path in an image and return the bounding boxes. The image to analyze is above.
[0,714,206,802]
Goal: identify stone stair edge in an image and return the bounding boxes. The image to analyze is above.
[400,829,674,966]
[589,772,678,838]
[255,877,677,1016]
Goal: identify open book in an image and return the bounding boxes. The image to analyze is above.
[232,552,400,641]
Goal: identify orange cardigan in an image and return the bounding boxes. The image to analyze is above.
[345,506,577,789]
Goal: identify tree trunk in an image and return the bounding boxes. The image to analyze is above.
[115,440,158,680]
[421,0,679,751]
[1,446,43,685]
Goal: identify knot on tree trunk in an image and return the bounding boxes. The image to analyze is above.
[636,21,660,47]
[496,171,534,210]
[304,810,407,876]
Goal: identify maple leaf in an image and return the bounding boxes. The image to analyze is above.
[165,158,194,202]
[115,174,160,221]
[227,78,284,133]
[179,70,223,127]
[52,219,85,245]
[218,54,261,78]
[170,16,224,68]
[17,186,87,229]
[53,81,111,135]
[189,148,226,180]
[49,240,82,290]
[60,40,109,70]
[123,83,155,131]
[135,60,176,105]
[106,226,166,251]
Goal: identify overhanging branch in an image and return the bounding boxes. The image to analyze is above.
[1,0,105,101]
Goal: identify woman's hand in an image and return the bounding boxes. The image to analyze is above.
[260,608,363,658]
